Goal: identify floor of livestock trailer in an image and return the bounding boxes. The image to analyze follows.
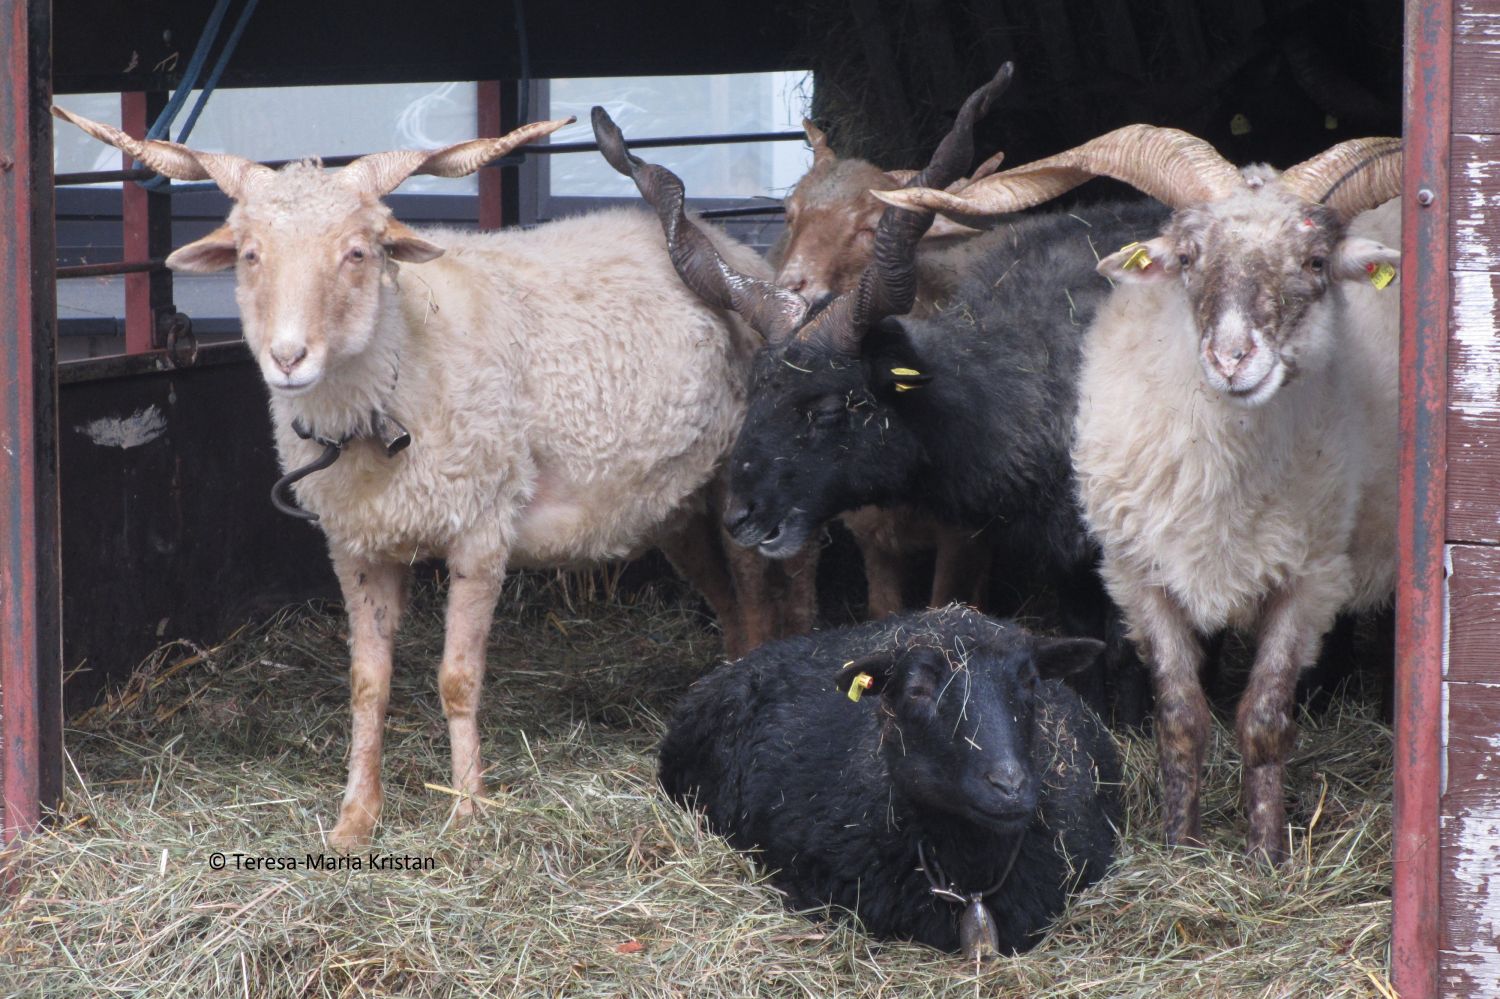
[0,0,1463,995]
[0,575,1398,998]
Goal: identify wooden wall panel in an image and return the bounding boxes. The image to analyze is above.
[1451,134,1500,271]
[1446,681,1500,812]
[1447,546,1500,681]
[1456,1,1500,134]
[1448,273,1500,545]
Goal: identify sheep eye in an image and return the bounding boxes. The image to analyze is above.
[1177,253,1192,268]
[1307,256,1325,273]
[347,247,367,263]
[241,249,258,264]
[811,403,843,426]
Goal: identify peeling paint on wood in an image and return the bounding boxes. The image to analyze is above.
[1449,272,1500,413]
[76,405,167,449]
[1446,681,1500,811]
[1456,1,1500,134]
[1452,135,1500,270]
[1439,812,1500,963]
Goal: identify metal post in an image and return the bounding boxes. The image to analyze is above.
[0,0,63,848]
[1394,0,1450,995]
[121,90,173,354]
[477,79,503,231]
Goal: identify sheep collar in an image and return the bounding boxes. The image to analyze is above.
[917,834,1026,961]
[269,411,412,521]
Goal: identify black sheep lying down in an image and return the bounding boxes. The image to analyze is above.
[659,606,1122,958]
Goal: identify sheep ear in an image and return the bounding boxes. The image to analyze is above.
[383,218,445,263]
[922,214,982,240]
[835,651,899,701]
[1097,236,1177,284]
[1033,637,1105,679]
[804,118,833,164]
[166,225,238,273]
[1332,236,1399,286]
[873,360,934,395]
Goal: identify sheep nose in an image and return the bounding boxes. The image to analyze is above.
[723,499,755,534]
[271,344,308,375]
[985,763,1027,799]
[1211,344,1252,378]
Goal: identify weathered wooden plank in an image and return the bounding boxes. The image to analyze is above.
[1445,680,1500,810]
[1456,1,1500,135]
[1450,271,1500,414]
[1439,813,1500,956]
[1441,950,1500,996]
[1446,270,1500,547]
[1447,548,1500,682]
[1451,135,1500,272]
[1449,411,1500,545]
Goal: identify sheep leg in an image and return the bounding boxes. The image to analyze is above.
[1134,586,1210,847]
[658,510,752,657]
[1238,583,1331,863]
[438,565,504,825]
[770,544,820,638]
[329,556,409,852]
[929,525,991,610]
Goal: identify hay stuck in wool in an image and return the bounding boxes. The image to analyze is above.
[2,573,1394,998]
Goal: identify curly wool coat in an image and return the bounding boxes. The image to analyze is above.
[659,606,1122,953]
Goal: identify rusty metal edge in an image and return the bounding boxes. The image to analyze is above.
[1,0,62,855]
[1395,0,1450,996]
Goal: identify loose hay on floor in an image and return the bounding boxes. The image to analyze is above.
[1,575,1394,998]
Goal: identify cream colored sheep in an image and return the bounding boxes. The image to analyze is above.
[56,107,775,851]
[880,129,1401,861]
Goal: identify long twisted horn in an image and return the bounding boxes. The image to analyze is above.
[1279,137,1402,220]
[52,105,272,200]
[822,62,1013,354]
[340,117,574,198]
[591,106,809,343]
[874,123,1243,221]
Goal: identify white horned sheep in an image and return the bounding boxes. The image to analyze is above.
[881,127,1401,860]
[55,106,785,851]
[769,120,1004,619]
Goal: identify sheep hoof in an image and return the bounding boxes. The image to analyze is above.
[329,802,379,853]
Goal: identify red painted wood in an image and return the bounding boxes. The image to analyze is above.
[120,91,172,355]
[1438,812,1500,977]
[1447,411,1500,545]
[477,80,503,232]
[1445,680,1500,811]
[0,0,61,851]
[1455,1,1500,134]
[1449,135,1500,271]
[1446,546,1500,682]
[1396,0,1452,995]
[121,92,153,354]
[1442,951,1500,995]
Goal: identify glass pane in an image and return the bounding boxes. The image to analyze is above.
[547,71,812,199]
[54,83,480,194]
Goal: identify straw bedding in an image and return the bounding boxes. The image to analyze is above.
[0,573,1394,998]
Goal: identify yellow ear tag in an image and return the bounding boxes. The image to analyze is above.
[847,672,875,703]
[1367,261,1396,290]
[1120,243,1152,271]
[890,366,924,393]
